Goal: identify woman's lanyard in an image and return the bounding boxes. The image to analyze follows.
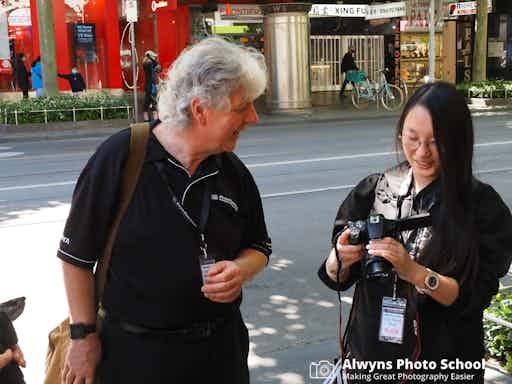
[154,161,211,258]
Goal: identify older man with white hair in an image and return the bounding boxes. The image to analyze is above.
[59,37,271,383]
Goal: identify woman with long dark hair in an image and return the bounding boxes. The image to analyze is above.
[318,82,512,383]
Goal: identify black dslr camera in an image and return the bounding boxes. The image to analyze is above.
[347,214,431,279]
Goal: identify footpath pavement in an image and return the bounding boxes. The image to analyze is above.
[1,92,511,143]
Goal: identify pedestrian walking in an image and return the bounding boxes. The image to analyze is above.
[58,37,271,384]
[339,47,358,98]
[143,50,161,122]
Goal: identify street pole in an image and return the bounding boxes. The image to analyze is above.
[428,0,436,82]
[36,0,58,96]
[472,0,488,81]
[129,22,139,122]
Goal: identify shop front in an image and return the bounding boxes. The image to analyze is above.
[0,0,191,94]
[399,0,445,87]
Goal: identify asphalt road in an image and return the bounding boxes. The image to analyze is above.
[1,114,512,383]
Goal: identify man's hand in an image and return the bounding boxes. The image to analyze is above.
[0,344,26,370]
[62,333,101,384]
[11,345,25,368]
[0,348,13,369]
[201,260,246,303]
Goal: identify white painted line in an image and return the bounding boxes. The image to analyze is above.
[0,146,12,150]
[475,167,512,175]
[247,151,397,168]
[475,140,512,147]
[0,152,24,158]
[0,152,93,161]
[248,140,512,168]
[261,167,512,198]
[262,184,356,198]
[238,152,292,159]
[0,181,75,192]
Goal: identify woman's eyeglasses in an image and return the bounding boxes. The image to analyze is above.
[400,134,437,151]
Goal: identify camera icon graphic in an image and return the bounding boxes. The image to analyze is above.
[309,360,335,379]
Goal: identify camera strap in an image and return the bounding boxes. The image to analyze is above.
[154,161,211,257]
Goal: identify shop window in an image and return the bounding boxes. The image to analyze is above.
[400,32,443,86]
[0,1,34,92]
[119,0,158,90]
[64,0,108,90]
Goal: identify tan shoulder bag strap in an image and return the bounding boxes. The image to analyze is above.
[94,123,150,302]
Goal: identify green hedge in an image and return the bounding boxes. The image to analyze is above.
[484,291,512,373]
[456,80,512,98]
[0,92,131,124]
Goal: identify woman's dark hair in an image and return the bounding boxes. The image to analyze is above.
[16,52,25,61]
[395,82,478,286]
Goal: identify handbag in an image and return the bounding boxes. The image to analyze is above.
[44,123,150,384]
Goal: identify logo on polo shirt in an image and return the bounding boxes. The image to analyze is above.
[211,194,239,212]
[61,236,70,245]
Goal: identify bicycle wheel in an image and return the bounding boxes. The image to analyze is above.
[351,83,370,110]
[380,84,404,111]
[398,79,408,100]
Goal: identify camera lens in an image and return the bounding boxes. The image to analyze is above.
[365,254,392,279]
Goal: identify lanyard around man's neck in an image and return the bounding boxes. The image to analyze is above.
[153,161,212,256]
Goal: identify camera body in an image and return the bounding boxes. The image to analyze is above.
[347,213,432,279]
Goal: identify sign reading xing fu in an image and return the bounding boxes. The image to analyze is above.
[309,4,367,18]
[310,2,406,19]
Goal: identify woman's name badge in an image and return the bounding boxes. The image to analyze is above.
[199,254,216,285]
[378,297,407,344]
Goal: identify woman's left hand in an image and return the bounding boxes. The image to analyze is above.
[366,237,417,283]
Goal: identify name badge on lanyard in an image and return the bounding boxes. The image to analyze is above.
[379,296,407,344]
[198,235,216,285]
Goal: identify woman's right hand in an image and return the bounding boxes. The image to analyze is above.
[326,229,364,281]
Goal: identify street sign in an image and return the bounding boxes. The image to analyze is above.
[448,0,492,16]
[218,4,262,19]
[151,0,168,12]
[366,2,406,20]
[125,0,137,22]
[309,4,367,18]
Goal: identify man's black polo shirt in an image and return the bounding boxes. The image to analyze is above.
[57,126,272,328]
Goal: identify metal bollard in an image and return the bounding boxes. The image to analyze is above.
[44,109,48,124]
[73,108,76,122]
[100,106,104,120]
[14,109,18,125]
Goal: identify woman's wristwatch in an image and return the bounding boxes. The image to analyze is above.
[416,267,440,294]
[424,268,440,291]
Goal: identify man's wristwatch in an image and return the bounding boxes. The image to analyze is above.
[424,268,440,291]
[69,323,97,340]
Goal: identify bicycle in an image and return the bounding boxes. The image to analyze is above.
[348,69,404,111]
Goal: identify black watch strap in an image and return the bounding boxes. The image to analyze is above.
[69,323,97,340]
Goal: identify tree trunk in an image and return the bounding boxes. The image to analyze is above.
[36,0,58,97]
[472,0,488,81]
